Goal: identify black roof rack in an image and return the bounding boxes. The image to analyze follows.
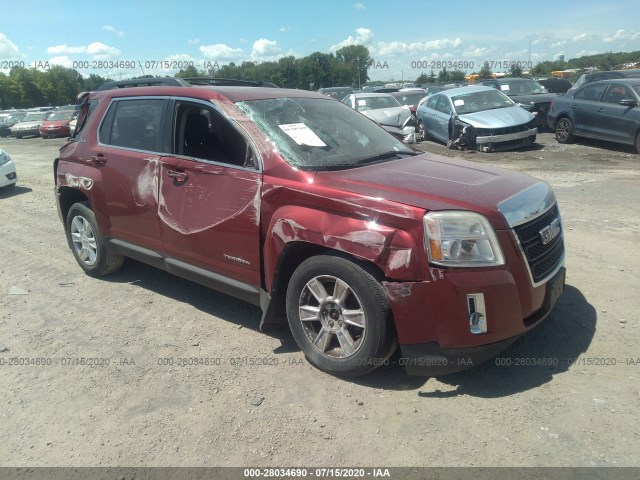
[182,77,279,88]
[97,76,279,91]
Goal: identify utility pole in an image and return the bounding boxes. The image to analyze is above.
[356,56,361,89]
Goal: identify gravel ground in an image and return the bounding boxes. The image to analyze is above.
[0,132,639,469]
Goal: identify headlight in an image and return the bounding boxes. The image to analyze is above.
[423,211,505,267]
[0,150,10,166]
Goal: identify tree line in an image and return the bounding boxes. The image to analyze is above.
[1,48,638,109]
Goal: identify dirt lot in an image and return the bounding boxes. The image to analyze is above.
[1,132,639,469]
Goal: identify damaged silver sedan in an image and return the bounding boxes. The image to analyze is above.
[416,85,537,152]
[342,93,416,143]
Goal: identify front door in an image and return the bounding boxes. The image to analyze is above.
[158,100,262,288]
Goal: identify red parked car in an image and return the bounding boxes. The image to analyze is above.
[54,78,565,377]
[40,109,77,138]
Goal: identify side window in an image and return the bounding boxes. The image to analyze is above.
[574,83,608,102]
[99,99,165,152]
[603,84,634,104]
[436,96,452,114]
[426,95,439,110]
[173,101,256,169]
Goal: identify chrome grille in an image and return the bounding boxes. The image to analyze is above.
[513,204,564,283]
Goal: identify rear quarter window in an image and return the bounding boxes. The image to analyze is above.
[99,99,166,152]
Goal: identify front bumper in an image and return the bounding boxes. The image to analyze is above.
[387,266,565,376]
[476,127,537,146]
[40,126,70,137]
[382,124,416,144]
[0,160,18,188]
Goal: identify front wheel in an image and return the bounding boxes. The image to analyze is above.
[417,120,429,142]
[66,202,124,277]
[555,117,574,144]
[286,255,396,377]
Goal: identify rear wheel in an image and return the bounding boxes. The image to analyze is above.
[555,117,574,144]
[635,131,640,154]
[286,255,396,377]
[66,202,123,277]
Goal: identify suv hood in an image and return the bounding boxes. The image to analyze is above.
[314,152,540,230]
[362,107,411,127]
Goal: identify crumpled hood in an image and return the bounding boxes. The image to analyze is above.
[508,93,559,105]
[362,107,411,127]
[458,106,534,129]
[314,152,541,229]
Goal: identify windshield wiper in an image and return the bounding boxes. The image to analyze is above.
[356,151,417,165]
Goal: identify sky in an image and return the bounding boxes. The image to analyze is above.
[1,0,639,83]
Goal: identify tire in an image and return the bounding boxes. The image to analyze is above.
[15,134,22,139]
[286,255,396,377]
[555,117,574,144]
[635,131,640,154]
[65,202,123,277]
[417,120,429,142]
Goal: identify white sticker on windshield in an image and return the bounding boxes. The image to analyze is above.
[500,85,510,91]
[453,99,465,106]
[357,99,367,106]
[278,123,327,147]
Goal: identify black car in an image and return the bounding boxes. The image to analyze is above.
[567,69,640,94]
[0,111,27,137]
[535,77,572,94]
[546,78,640,153]
[480,78,558,128]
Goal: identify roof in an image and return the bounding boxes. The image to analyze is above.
[351,92,395,98]
[90,85,332,103]
[588,78,640,86]
[436,85,498,97]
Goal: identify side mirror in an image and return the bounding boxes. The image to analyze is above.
[619,98,637,107]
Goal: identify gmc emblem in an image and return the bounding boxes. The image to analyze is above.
[539,218,561,245]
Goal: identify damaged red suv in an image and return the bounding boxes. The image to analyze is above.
[55,77,565,377]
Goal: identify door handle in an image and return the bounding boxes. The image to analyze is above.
[90,154,106,165]
[166,170,188,181]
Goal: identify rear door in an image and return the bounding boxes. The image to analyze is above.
[95,97,168,251]
[434,95,453,141]
[158,99,262,288]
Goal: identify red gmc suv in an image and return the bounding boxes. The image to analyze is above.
[54,77,565,377]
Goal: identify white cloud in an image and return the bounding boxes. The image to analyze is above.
[330,27,374,51]
[528,32,555,46]
[354,2,366,10]
[47,44,86,55]
[0,33,19,59]
[102,25,124,37]
[602,29,640,43]
[251,38,282,59]
[199,43,244,61]
[575,49,599,57]
[462,45,489,58]
[86,42,121,60]
[375,38,462,56]
[572,33,590,42]
[48,55,74,68]
[188,38,200,45]
[551,41,567,48]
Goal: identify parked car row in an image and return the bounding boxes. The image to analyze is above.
[0,109,78,139]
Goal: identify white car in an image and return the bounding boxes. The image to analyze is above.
[342,93,416,143]
[0,148,17,190]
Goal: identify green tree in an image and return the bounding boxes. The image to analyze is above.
[449,70,466,82]
[437,67,450,83]
[175,65,205,78]
[335,45,373,86]
[477,63,493,79]
[509,64,523,77]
